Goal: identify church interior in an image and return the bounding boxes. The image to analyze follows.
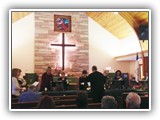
[11,10,149,110]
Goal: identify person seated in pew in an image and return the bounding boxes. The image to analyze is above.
[18,85,41,102]
[76,91,88,109]
[37,95,55,109]
[12,68,25,98]
[79,70,88,90]
[58,71,68,91]
[126,92,141,109]
[101,95,117,109]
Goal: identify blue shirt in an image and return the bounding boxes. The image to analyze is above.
[18,90,40,102]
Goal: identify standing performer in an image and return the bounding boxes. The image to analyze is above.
[40,66,53,92]
[87,65,105,103]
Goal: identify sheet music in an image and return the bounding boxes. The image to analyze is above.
[32,81,39,86]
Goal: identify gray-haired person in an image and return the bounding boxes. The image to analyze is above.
[101,95,117,109]
[126,92,141,109]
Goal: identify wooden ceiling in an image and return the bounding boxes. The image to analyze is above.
[12,11,148,39]
[86,11,148,39]
[12,12,32,23]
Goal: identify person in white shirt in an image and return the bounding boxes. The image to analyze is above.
[12,68,23,98]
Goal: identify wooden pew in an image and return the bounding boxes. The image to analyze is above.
[88,103,101,109]
[55,98,93,106]
[56,104,76,109]
[140,96,149,109]
[56,103,101,109]
[52,95,76,100]
[11,98,93,109]
[11,102,38,109]
[12,98,19,103]
[11,95,77,103]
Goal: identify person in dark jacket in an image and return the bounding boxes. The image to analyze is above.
[79,70,88,90]
[87,65,105,103]
[40,66,53,92]
[58,71,68,90]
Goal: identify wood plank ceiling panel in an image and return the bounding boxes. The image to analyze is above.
[86,11,148,40]
[12,12,32,23]
[86,12,134,39]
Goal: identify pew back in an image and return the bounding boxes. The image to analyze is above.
[121,92,149,109]
[11,98,93,109]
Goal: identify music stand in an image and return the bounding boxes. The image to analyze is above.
[111,80,125,89]
[55,81,64,91]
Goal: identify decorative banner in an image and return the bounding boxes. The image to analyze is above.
[54,15,71,32]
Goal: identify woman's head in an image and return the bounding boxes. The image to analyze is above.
[61,71,66,77]
[12,68,21,78]
[115,70,122,76]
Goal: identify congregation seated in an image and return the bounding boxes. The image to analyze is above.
[18,85,40,102]
[76,91,88,108]
[126,92,141,109]
[101,95,117,109]
[37,95,55,109]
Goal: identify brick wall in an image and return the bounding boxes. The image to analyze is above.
[35,12,89,80]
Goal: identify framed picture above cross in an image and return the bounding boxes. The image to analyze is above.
[54,14,72,32]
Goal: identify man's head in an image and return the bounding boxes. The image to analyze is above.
[46,66,52,75]
[104,70,109,76]
[126,92,141,109]
[92,65,97,72]
[82,70,87,77]
[101,95,117,109]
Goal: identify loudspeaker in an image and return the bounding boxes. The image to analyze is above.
[139,25,148,41]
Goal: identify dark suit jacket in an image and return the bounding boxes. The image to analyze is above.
[40,72,53,91]
[87,71,105,102]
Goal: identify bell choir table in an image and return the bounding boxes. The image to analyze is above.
[52,76,78,90]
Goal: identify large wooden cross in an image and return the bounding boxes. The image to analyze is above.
[51,33,76,70]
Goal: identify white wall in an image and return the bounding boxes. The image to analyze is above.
[88,18,130,73]
[118,31,141,56]
[12,13,35,77]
